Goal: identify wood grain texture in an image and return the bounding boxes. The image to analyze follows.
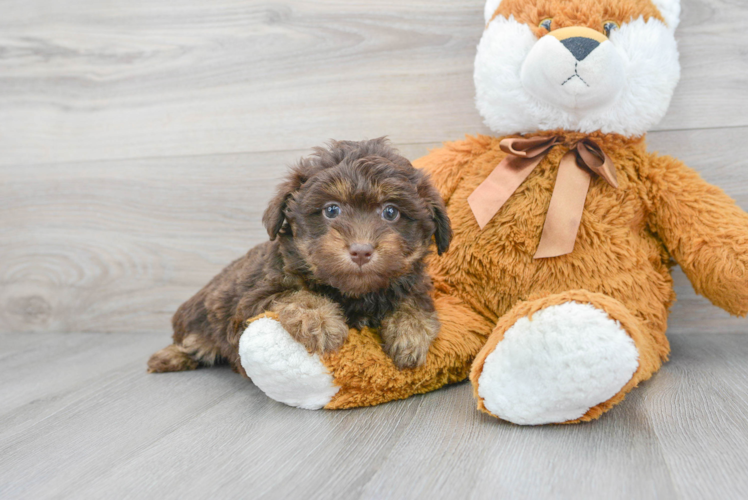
[645,335,748,500]
[0,0,747,166]
[0,332,747,499]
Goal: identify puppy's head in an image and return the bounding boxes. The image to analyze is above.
[263,138,451,296]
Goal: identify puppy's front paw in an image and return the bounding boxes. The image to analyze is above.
[384,335,431,369]
[381,309,440,369]
[274,293,349,355]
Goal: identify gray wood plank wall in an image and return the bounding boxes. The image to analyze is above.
[2,0,747,337]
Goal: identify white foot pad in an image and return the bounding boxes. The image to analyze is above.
[478,302,639,425]
[239,317,339,409]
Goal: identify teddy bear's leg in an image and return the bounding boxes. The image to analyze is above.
[238,315,341,409]
[470,290,666,425]
[239,294,492,410]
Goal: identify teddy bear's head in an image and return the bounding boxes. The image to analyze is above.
[475,0,681,137]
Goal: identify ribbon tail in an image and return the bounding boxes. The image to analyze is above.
[468,155,543,229]
[577,140,618,188]
[534,151,592,259]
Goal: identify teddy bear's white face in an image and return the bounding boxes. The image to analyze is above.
[475,0,681,137]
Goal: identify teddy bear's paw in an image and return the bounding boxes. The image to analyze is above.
[239,317,340,409]
[477,301,639,425]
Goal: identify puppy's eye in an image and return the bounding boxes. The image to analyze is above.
[603,21,619,37]
[381,205,400,222]
[323,204,341,219]
[539,18,552,31]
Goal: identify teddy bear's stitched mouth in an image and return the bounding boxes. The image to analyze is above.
[561,62,590,88]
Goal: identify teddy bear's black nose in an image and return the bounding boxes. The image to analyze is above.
[561,37,600,61]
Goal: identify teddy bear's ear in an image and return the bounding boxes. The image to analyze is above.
[652,0,681,31]
[483,0,503,24]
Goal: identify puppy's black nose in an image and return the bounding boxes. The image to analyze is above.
[349,243,374,267]
[561,37,600,61]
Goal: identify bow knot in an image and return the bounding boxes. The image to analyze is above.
[467,135,618,259]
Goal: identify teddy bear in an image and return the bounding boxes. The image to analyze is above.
[237,0,748,424]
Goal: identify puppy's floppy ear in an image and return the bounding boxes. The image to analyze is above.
[262,162,313,240]
[262,189,289,240]
[431,197,452,256]
[419,177,452,255]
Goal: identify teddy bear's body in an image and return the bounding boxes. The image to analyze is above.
[236,0,748,424]
[424,131,676,346]
[420,130,748,422]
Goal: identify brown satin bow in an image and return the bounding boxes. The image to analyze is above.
[467,135,618,259]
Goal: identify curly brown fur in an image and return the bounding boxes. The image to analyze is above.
[380,298,440,369]
[269,291,349,354]
[148,138,452,373]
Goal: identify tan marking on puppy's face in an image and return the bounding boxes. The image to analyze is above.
[325,178,353,202]
[304,227,416,296]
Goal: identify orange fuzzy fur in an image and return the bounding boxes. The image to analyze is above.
[489,0,665,34]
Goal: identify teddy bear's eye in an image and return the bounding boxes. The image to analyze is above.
[603,21,620,37]
[539,18,552,31]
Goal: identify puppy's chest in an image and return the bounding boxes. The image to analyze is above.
[314,287,397,329]
[338,295,396,330]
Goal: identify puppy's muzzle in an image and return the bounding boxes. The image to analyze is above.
[349,243,374,267]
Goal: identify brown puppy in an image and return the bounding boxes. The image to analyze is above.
[147,138,452,375]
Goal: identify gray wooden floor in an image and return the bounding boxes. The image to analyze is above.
[2,0,748,498]
[2,333,748,499]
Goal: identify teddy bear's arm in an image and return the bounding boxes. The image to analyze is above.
[646,153,748,316]
[413,135,491,204]
[321,292,495,409]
